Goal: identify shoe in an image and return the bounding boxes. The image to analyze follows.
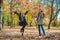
[39,34,41,36]
[21,32,23,36]
[20,29,24,36]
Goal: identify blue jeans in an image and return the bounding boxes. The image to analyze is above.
[38,25,46,36]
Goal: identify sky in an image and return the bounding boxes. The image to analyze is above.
[57,11,60,20]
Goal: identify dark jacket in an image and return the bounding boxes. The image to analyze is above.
[14,12,28,26]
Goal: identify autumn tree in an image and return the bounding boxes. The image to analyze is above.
[48,0,60,29]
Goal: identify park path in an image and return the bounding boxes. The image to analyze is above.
[0,28,60,40]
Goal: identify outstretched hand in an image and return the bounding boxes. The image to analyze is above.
[14,11,19,15]
[14,11,18,14]
[24,11,29,15]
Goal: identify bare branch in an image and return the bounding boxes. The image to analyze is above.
[52,9,60,20]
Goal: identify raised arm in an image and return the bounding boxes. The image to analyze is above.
[24,11,29,15]
[14,11,19,16]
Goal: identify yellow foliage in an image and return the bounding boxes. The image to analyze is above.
[2,0,9,11]
[25,12,32,25]
[12,14,19,25]
[2,0,52,26]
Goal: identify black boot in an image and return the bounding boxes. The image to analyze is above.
[20,28,24,36]
[20,28,24,32]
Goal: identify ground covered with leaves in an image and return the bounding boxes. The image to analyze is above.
[0,28,60,40]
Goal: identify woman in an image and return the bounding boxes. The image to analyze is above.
[37,10,46,36]
[14,11,28,36]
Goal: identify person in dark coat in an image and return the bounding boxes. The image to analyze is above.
[14,11,28,36]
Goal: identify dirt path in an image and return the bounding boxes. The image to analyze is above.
[0,28,60,40]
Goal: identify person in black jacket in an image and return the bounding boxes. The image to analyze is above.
[14,11,28,36]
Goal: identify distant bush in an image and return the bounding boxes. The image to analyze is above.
[44,22,48,26]
[57,21,60,27]
[51,21,60,27]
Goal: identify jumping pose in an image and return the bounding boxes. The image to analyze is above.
[14,11,28,36]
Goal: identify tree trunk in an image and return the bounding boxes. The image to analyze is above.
[0,0,3,30]
[48,19,52,29]
[48,0,54,29]
[10,0,13,28]
[48,5,60,29]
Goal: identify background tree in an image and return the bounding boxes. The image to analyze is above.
[0,0,3,30]
[48,0,60,29]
